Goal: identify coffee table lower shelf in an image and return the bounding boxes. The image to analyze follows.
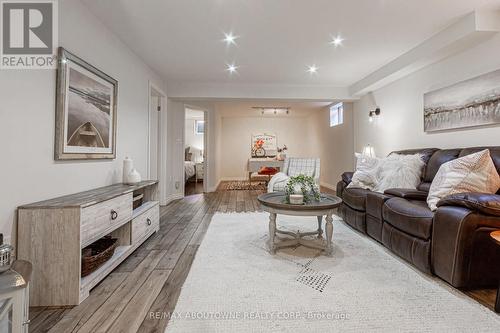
[269,215,333,255]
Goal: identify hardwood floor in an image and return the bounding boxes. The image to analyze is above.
[29,184,498,332]
[184,181,204,196]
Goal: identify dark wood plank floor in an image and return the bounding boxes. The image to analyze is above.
[29,184,498,332]
[184,181,204,196]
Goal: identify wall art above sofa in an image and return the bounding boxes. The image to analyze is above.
[424,68,500,132]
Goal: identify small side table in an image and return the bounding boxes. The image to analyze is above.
[490,231,500,313]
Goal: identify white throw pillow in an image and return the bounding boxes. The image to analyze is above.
[427,149,500,211]
[347,153,381,191]
[374,153,425,193]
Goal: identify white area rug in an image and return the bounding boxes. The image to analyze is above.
[166,212,500,332]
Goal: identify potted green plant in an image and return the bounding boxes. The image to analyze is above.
[284,175,320,204]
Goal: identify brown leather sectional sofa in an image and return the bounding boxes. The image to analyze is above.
[337,146,500,289]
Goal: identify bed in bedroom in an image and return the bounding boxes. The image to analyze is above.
[185,160,196,182]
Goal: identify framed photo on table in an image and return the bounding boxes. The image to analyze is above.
[54,47,118,160]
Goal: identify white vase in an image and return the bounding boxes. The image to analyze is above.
[127,169,141,184]
[123,157,133,184]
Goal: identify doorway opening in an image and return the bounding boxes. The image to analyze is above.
[184,108,205,196]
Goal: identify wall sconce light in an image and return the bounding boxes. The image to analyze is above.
[362,144,376,158]
[368,108,380,122]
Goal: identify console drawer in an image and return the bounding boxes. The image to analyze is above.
[81,193,133,247]
[132,203,159,244]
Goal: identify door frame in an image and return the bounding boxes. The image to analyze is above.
[148,81,167,205]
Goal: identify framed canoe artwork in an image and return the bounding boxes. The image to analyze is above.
[55,47,118,160]
[424,69,500,132]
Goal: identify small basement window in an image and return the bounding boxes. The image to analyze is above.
[195,120,205,135]
[329,102,343,127]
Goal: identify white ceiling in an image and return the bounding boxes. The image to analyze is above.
[82,0,500,88]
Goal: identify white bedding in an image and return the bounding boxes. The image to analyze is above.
[185,161,196,180]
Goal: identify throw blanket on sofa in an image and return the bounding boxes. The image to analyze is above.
[267,172,289,192]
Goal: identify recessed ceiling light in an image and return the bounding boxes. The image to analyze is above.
[226,63,238,74]
[223,32,238,46]
[307,65,318,74]
[330,35,344,47]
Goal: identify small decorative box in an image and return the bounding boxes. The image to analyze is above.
[289,194,304,205]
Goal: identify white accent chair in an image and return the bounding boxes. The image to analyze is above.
[267,158,321,192]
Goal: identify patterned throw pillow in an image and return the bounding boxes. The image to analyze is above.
[347,153,381,191]
[427,149,500,211]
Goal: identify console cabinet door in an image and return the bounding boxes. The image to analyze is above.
[132,204,159,244]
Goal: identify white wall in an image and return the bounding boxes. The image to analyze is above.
[166,99,185,200]
[353,34,500,157]
[216,103,322,180]
[0,0,165,244]
[308,103,355,189]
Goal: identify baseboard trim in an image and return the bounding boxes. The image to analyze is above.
[164,193,183,205]
[207,180,221,192]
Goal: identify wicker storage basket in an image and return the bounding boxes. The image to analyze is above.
[81,237,118,277]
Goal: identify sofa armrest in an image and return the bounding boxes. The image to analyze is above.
[437,193,500,217]
[341,172,354,185]
[432,206,500,288]
[384,188,428,201]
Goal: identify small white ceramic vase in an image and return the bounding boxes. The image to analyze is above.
[127,169,141,184]
[123,157,133,183]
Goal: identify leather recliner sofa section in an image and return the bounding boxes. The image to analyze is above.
[337,146,500,289]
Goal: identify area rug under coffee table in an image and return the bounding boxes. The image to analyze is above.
[165,212,500,332]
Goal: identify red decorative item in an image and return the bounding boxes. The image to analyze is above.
[258,167,278,176]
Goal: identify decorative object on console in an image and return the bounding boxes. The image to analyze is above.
[427,149,500,211]
[368,108,380,122]
[127,169,142,184]
[55,47,118,160]
[123,156,133,183]
[284,175,320,204]
[251,133,277,157]
[424,68,500,132]
[276,145,288,161]
[362,144,375,157]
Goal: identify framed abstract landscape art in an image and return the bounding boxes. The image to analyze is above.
[55,47,118,160]
[424,69,500,132]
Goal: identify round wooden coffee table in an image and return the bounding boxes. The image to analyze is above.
[257,192,342,256]
[490,231,500,313]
